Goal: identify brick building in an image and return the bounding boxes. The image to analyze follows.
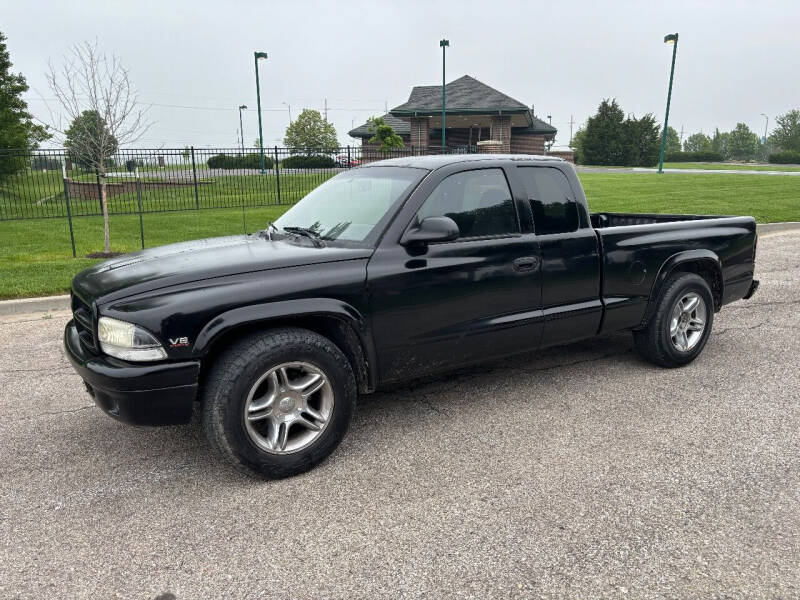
[348,75,557,155]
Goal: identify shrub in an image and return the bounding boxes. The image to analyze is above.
[281,155,336,169]
[768,151,800,164]
[664,151,724,162]
[206,153,274,169]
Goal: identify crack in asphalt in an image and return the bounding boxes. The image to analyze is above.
[9,404,95,422]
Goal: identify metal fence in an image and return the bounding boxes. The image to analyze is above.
[0,145,470,222]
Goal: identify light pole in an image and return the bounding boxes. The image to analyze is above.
[253,51,268,173]
[238,105,247,153]
[658,33,679,174]
[440,39,449,153]
[761,113,769,146]
[283,102,292,124]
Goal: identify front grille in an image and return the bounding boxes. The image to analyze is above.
[71,293,97,351]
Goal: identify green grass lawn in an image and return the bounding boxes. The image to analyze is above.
[0,171,798,299]
[663,162,800,172]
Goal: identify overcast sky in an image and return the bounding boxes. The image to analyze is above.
[4,0,799,149]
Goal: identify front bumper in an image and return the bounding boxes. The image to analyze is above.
[64,320,200,426]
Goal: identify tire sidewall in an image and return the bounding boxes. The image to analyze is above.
[656,275,714,365]
[218,335,355,477]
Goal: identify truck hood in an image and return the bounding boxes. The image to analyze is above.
[72,235,373,305]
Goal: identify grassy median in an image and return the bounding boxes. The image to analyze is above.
[1,171,798,299]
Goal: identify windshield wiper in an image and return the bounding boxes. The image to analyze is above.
[282,226,326,248]
[258,222,280,241]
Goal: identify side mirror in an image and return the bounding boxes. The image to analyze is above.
[400,216,460,247]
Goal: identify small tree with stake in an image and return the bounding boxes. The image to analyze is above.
[367,117,404,152]
[46,41,149,255]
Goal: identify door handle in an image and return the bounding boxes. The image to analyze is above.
[513,256,539,272]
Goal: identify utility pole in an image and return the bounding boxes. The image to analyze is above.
[385,100,388,114]
[680,125,685,146]
[569,114,575,146]
[324,98,328,121]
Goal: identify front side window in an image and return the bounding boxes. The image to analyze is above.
[274,166,425,243]
[518,167,578,235]
[417,168,518,238]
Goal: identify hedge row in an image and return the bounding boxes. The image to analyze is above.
[280,155,336,169]
[663,151,724,162]
[768,151,800,164]
[207,153,274,170]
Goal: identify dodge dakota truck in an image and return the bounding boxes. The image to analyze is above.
[64,154,759,478]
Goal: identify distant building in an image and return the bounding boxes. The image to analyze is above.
[348,75,557,155]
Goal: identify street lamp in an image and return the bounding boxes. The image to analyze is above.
[440,39,449,153]
[761,113,769,146]
[658,33,679,174]
[253,51,268,173]
[238,105,247,153]
[283,102,292,125]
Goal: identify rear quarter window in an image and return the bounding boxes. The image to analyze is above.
[517,167,578,235]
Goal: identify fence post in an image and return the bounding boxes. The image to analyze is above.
[62,164,76,258]
[347,146,351,169]
[274,146,281,204]
[190,146,200,209]
[94,168,103,214]
[135,167,145,249]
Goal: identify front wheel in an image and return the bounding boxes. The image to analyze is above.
[202,327,357,478]
[633,272,714,368]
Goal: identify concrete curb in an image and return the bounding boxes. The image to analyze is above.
[1,222,799,317]
[757,222,800,235]
[0,294,71,316]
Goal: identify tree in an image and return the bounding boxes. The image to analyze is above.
[283,109,338,154]
[769,109,800,153]
[570,125,587,164]
[46,41,149,254]
[623,114,661,167]
[182,146,191,163]
[684,132,712,152]
[710,128,729,159]
[367,117,404,151]
[726,122,760,161]
[0,31,50,180]
[580,99,626,166]
[64,110,118,169]
[665,126,681,154]
[574,100,660,167]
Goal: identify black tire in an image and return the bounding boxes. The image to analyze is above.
[202,327,357,478]
[633,272,715,368]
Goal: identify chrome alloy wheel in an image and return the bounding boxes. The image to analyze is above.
[669,292,707,352]
[243,362,334,454]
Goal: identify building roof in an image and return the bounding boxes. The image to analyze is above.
[391,75,530,116]
[348,113,410,139]
[349,75,557,138]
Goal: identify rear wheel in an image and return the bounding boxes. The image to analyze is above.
[202,327,356,478]
[633,272,714,368]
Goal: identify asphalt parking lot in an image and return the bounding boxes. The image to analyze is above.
[1,232,798,599]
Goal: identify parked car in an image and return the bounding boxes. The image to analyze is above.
[64,154,759,478]
[335,154,361,168]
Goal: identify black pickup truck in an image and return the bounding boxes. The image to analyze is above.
[64,154,759,478]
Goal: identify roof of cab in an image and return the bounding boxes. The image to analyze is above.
[359,153,565,170]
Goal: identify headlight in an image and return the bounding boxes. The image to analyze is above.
[97,316,167,362]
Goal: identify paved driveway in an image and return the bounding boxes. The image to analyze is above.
[1,233,798,599]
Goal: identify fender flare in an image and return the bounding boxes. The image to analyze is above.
[193,298,377,390]
[640,249,723,327]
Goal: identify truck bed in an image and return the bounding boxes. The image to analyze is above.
[589,212,757,335]
[591,212,726,229]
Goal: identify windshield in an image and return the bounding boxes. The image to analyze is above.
[273,166,425,243]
